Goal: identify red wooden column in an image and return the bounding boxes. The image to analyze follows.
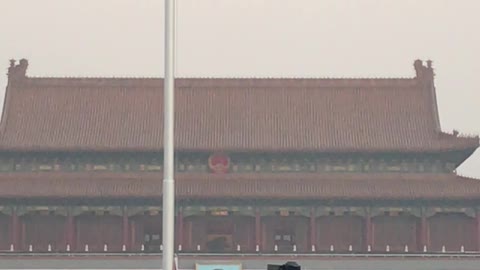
[364,211,373,251]
[65,212,75,251]
[419,214,428,251]
[130,220,136,250]
[10,207,19,250]
[309,207,317,251]
[185,220,192,251]
[255,208,261,252]
[177,207,184,250]
[21,222,26,250]
[476,209,480,251]
[122,207,129,250]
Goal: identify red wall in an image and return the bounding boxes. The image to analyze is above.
[76,214,123,252]
[22,214,66,251]
[262,216,309,252]
[131,215,162,251]
[317,215,364,252]
[372,215,417,252]
[233,216,255,251]
[429,213,476,252]
[186,216,258,252]
[187,216,207,251]
[0,214,9,250]
[1,210,479,253]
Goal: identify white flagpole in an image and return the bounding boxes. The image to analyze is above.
[162,0,175,269]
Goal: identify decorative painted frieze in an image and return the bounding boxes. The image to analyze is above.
[316,206,367,217]
[0,154,455,173]
[0,205,478,220]
[182,206,255,217]
[259,206,311,217]
[369,207,422,218]
[424,207,476,218]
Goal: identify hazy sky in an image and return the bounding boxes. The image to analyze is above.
[0,0,478,177]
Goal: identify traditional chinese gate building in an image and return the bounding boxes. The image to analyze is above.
[0,59,478,254]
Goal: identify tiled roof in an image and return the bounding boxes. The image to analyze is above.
[1,61,478,152]
[0,172,479,200]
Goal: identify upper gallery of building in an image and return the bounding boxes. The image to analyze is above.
[0,59,477,202]
[1,59,477,153]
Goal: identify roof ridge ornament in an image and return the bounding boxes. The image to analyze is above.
[414,59,434,82]
[7,58,28,81]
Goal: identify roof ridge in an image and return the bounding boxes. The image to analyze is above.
[25,76,415,80]
[15,76,419,89]
[8,58,431,81]
[456,173,480,181]
[439,131,480,140]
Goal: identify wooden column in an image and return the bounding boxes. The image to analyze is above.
[65,214,75,250]
[186,219,192,251]
[10,208,19,250]
[21,222,26,250]
[255,208,261,251]
[122,208,129,250]
[476,209,480,251]
[309,207,316,250]
[177,207,184,249]
[130,221,136,251]
[419,215,428,250]
[364,212,373,251]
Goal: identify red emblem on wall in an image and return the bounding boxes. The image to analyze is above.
[208,153,230,174]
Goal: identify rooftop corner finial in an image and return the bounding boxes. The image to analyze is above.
[426,60,433,69]
[7,58,28,80]
[413,59,434,82]
[414,59,423,69]
[7,59,16,76]
[414,59,424,78]
[19,58,28,68]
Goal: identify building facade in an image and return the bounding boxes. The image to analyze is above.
[0,59,478,254]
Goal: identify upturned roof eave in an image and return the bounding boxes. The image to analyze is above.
[0,142,476,154]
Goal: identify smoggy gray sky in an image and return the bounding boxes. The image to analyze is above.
[0,0,478,177]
